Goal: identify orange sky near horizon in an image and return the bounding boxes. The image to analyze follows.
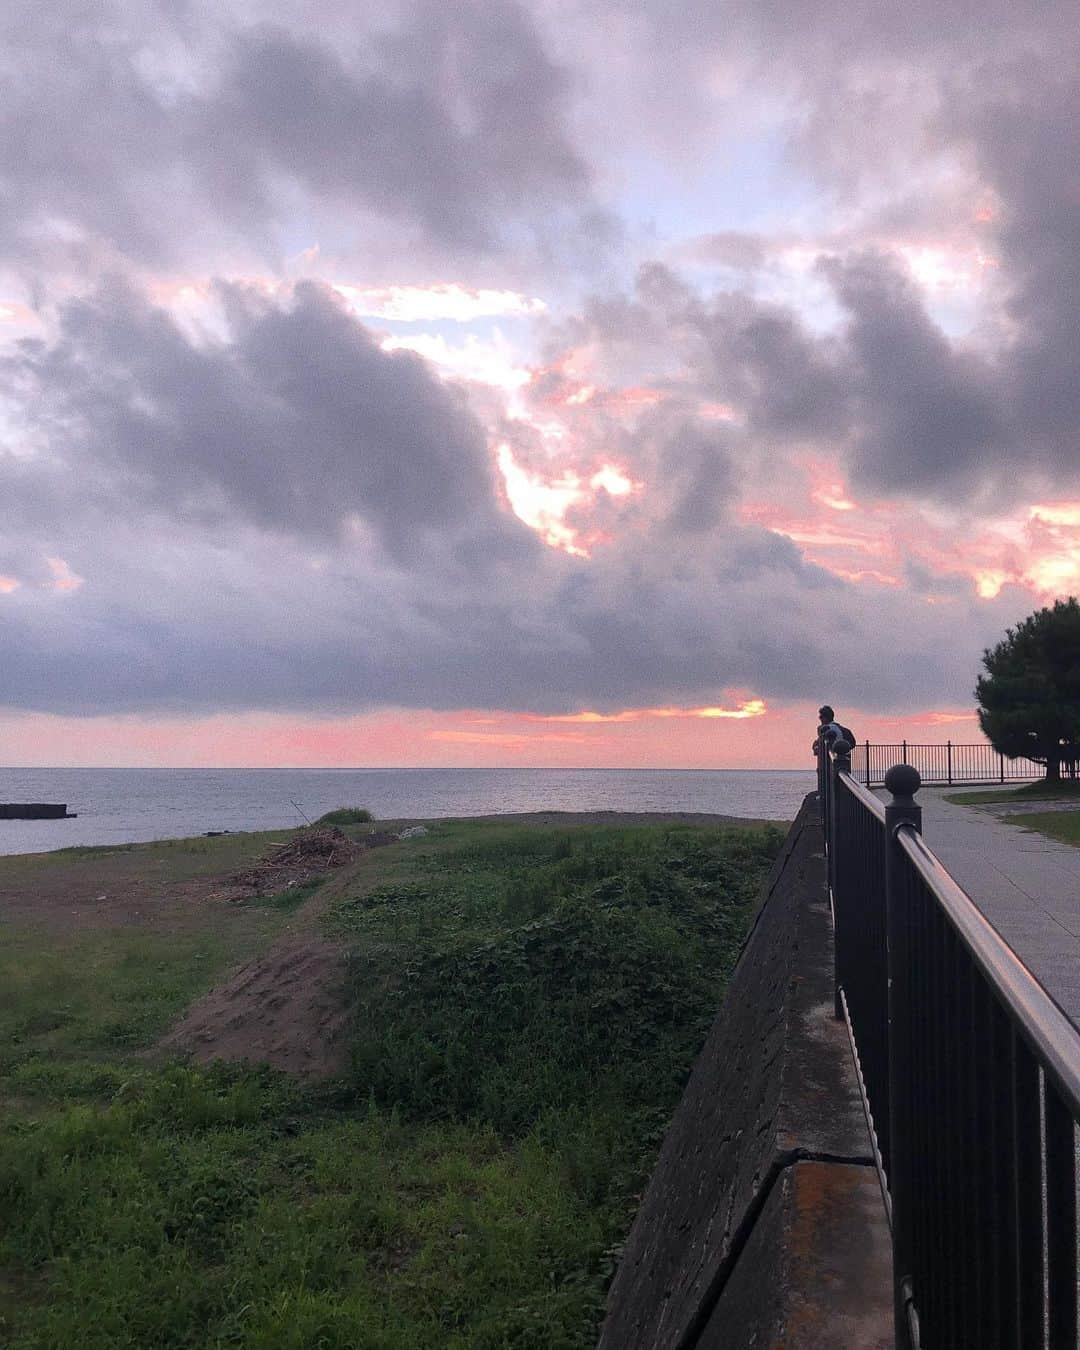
[0,701,984,771]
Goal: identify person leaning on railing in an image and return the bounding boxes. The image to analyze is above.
[813,704,846,802]
[812,705,845,758]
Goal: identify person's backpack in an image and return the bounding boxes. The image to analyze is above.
[838,724,858,749]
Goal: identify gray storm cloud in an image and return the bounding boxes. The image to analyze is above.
[0,0,590,271]
[0,0,1077,723]
[5,280,520,560]
[0,281,1018,717]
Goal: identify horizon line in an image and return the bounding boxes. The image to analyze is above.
[0,763,813,773]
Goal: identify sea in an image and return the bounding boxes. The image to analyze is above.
[0,767,815,857]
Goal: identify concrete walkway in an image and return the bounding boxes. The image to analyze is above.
[895,787,1080,1028]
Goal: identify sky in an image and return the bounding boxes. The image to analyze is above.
[1,0,1078,769]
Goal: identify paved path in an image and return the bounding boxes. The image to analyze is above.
[881,787,1080,1027]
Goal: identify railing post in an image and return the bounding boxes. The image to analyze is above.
[865,740,871,787]
[884,763,922,1350]
[947,739,952,786]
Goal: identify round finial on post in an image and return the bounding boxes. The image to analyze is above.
[884,763,921,804]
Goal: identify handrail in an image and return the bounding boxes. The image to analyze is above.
[898,823,1080,1115]
[837,768,885,823]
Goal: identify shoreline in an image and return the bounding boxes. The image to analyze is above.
[0,809,785,862]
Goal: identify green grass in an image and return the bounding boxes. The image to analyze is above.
[1,929,221,1064]
[0,818,784,1347]
[0,924,287,1075]
[1006,809,1080,847]
[943,780,1080,805]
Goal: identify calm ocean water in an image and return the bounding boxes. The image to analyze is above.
[0,767,814,856]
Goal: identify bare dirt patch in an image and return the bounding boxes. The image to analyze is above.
[0,825,396,937]
[0,848,252,937]
[151,829,404,1076]
[158,932,350,1078]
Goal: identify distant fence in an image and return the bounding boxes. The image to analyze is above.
[822,744,1080,1348]
[852,741,1043,787]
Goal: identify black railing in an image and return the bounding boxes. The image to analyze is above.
[852,741,1044,787]
[821,742,1080,1348]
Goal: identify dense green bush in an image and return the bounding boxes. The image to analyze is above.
[315,807,374,825]
[337,826,782,1136]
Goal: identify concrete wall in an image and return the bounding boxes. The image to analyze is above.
[600,795,893,1349]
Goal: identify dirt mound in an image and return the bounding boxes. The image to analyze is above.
[158,933,351,1078]
[156,826,403,1076]
[224,825,393,903]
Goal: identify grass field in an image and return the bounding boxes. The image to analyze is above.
[943,781,1080,806]
[1006,809,1080,847]
[0,815,784,1348]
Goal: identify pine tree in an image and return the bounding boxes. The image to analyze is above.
[975,597,1080,780]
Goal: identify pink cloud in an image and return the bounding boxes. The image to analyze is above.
[45,556,84,593]
[742,459,1080,605]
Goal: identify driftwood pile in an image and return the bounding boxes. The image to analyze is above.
[224,826,395,903]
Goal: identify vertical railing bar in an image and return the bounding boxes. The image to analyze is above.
[968,961,989,1345]
[1045,1081,1077,1345]
[932,896,952,1341]
[987,977,1005,1347]
[1014,1036,1044,1346]
[941,923,962,1347]
[912,872,932,1333]
[958,954,980,1348]
[976,973,1001,1348]
[993,1003,1020,1342]
[922,893,943,1340]
[885,769,921,1347]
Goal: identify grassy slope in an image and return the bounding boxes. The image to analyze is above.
[0,817,784,1348]
[943,781,1080,805]
[0,830,310,1071]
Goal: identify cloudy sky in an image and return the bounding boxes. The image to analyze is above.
[1,0,1077,768]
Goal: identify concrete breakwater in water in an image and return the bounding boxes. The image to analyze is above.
[0,803,75,819]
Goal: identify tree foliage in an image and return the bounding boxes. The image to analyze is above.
[975,597,1080,779]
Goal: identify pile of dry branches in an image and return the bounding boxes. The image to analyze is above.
[227,826,365,900]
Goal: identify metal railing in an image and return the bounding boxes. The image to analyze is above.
[821,741,1080,1348]
[852,741,1045,787]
